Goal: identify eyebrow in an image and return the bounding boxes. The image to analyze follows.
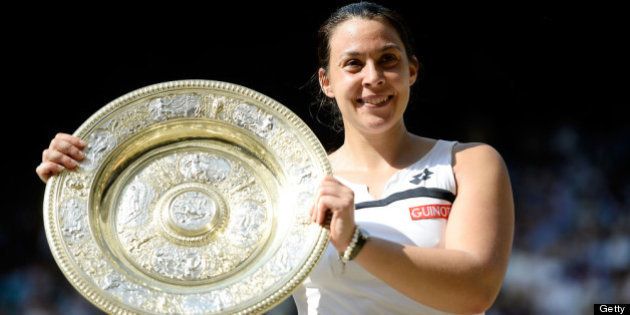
[340,43,403,57]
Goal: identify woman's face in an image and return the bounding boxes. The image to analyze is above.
[320,18,418,135]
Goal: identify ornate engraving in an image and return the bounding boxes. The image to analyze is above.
[178,154,231,182]
[229,201,268,248]
[125,231,156,254]
[288,165,314,185]
[81,130,116,170]
[154,294,180,314]
[152,248,205,280]
[117,180,155,228]
[149,94,201,121]
[232,103,275,138]
[145,155,182,191]
[169,191,216,232]
[63,173,90,198]
[112,151,271,283]
[60,198,87,243]
[104,106,151,140]
[207,95,226,119]
[71,242,108,283]
[264,225,312,281]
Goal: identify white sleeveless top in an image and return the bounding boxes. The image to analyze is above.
[293,140,459,315]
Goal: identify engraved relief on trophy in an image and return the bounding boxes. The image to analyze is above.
[81,130,116,170]
[232,103,275,139]
[178,154,231,182]
[109,145,275,283]
[169,191,217,233]
[60,198,87,243]
[117,181,154,228]
[148,94,202,121]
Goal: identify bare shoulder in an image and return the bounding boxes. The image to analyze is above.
[453,142,505,165]
[452,142,508,180]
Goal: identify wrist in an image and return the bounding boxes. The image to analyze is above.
[339,225,369,264]
[340,225,357,253]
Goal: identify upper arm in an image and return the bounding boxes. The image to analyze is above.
[445,143,514,288]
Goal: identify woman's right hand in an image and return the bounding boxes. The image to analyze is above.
[36,133,87,183]
[311,176,357,254]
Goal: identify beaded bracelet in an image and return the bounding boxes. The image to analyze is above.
[339,226,369,265]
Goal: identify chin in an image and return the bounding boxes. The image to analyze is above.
[359,118,396,134]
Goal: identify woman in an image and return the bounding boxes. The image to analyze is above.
[36,2,514,314]
[298,2,514,314]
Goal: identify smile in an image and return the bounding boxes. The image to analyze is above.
[357,95,393,106]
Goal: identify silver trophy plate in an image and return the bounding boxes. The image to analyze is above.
[43,80,330,314]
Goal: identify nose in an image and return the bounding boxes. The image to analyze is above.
[362,61,384,87]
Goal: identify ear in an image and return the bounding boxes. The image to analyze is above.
[408,55,420,86]
[318,68,334,97]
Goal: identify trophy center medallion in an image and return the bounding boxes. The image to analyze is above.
[169,191,217,235]
[156,183,228,245]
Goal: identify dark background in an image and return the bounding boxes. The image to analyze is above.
[2,1,628,314]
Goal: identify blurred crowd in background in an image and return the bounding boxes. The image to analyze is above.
[492,125,630,314]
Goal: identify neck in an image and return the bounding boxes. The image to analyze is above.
[338,120,413,171]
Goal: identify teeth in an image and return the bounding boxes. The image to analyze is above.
[360,96,389,105]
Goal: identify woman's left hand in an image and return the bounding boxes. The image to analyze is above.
[311,176,356,253]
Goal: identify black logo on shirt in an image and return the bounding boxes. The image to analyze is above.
[410,168,433,184]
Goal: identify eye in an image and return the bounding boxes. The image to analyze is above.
[380,54,399,67]
[343,59,363,71]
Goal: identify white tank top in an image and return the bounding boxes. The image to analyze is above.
[293,140,459,315]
